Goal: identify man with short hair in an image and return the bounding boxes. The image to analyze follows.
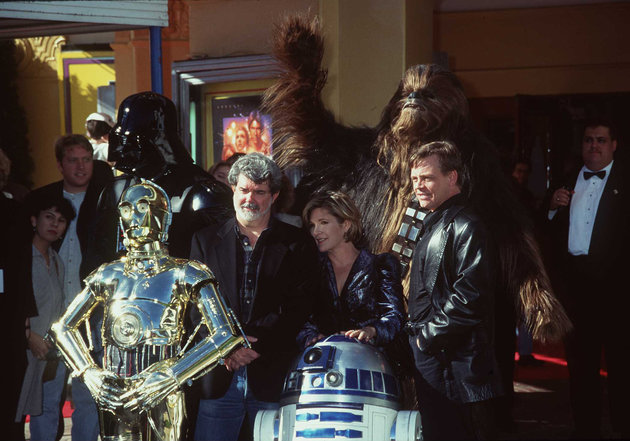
[190,153,318,441]
[406,141,502,440]
[25,134,112,441]
[85,112,115,163]
[548,118,630,438]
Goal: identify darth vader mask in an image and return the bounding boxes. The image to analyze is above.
[109,92,192,178]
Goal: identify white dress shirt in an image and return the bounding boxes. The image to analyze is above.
[58,190,86,307]
[567,161,613,256]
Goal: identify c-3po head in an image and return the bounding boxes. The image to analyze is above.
[118,181,171,250]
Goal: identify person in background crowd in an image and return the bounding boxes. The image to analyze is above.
[0,158,36,441]
[15,194,74,441]
[547,117,630,439]
[208,160,231,186]
[85,112,115,164]
[0,148,29,201]
[227,152,246,166]
[406,141,502,440]
[24,134,112,441]
[273,174,301,227]
[298,190,404,350]
[190,153,318,441]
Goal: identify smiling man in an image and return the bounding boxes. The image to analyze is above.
[24,134,112,441]
[405,141,502,440]
[547,117,630,438]
[190,153,318,441]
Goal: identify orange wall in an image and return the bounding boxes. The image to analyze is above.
[435,2,630,98]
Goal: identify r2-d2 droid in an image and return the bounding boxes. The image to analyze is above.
[254,335,422,441]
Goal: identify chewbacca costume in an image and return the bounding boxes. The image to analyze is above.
[263,14,571,422]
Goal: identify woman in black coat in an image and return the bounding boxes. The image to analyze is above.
[297,191,404,349]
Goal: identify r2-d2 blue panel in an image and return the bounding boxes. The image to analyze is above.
[254,335,422,441]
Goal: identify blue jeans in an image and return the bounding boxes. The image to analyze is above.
[30,362,66,441]
[194,367,278,441]
[70,375,99,441]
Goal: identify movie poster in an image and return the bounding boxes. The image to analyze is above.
[210,94,272,163]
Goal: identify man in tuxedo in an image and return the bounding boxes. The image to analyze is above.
[190,153,318,441]
[548,118,630,438]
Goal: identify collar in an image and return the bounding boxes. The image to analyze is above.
[581,160,614,176]
[234,216,276,239]
[423,193,466,230]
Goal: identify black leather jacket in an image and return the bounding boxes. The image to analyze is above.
[298,249,405,349]
[408,194,503,403]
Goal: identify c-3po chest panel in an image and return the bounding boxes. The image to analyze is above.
[98,258,195,377]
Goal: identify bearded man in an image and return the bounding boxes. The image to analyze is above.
[190,153,319,441]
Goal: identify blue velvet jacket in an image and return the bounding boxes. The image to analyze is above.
[298,249,405,349]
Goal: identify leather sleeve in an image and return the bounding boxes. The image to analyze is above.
[369,253,405,347]
[417,218,494,353]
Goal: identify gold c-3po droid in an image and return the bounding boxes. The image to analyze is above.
[51,181,248,441]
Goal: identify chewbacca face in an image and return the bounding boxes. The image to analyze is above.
[387,64,469,146]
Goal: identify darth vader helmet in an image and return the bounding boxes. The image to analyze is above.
[118,180,172,248]
[109,92,193,178]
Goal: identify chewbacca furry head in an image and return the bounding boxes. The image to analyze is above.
[377,65,471,194]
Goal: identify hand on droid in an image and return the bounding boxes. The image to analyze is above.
[344,326,376,343]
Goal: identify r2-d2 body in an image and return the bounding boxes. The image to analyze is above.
[254,335,422,441]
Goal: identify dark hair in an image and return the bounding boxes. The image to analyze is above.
[208,161,230,176]
[226,152,246,166]
[28,192,76,223]
[583,117,617,141]
[86,120,112,140]
[409,140,464,187]
[227,152,283,194]
[303,190,363,247]
[54,134,93,162]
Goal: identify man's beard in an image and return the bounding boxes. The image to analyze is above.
[236,201,271,222]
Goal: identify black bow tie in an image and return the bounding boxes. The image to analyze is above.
[584,170,606,180]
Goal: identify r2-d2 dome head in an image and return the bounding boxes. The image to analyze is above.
[108,92,193,178]
[254,335,422,441]
[118,181,172,248]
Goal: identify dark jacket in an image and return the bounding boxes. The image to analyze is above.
[24,160,112,280]
[548,161,630,273]
[298,249,404,349]
[190,217,319,402]
[408,195,502,404]
[546,161,630,316]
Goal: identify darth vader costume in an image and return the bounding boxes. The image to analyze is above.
[84,92,233,274]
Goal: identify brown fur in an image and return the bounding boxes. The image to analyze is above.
[263,15,571,342]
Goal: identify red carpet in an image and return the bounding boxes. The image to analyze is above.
[514,342,608,381]
[25,400,73,422]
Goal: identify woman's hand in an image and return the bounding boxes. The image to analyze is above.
[28,332,52,360]
[343,326,376,343]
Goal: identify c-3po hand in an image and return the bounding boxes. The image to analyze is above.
[82,367,125,413]
[121,361,179,413]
